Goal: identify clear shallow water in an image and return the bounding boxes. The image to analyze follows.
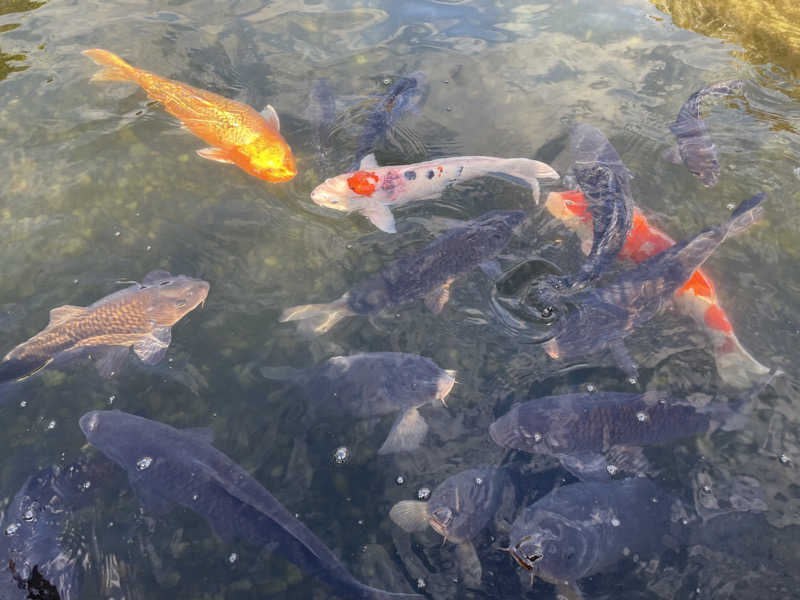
[0,0,799,598]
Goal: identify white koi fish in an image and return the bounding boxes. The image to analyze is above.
[310,154,559,233]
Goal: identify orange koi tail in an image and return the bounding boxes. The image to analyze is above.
[82,48,138,84]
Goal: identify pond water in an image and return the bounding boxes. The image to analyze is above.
[0,0,799,598]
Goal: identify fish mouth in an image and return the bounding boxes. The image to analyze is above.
[436,370,457,407]
[428,518,449,539]
[510,536,543,571]
[79,411,100,435]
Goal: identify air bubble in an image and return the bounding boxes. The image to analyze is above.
[611,517,621,527]
[396,475,405,485]
[779,453,791,465]
[22,509,35,522]
[417,487,431,501]
[4,523,19,536]
[228,552,237,564]
[475,477,483,485]
[46,420,56,430]
[333,446,349,464]
[416,578,427,589]
[607,465,619,475]
[636,411,648,422]
[383,78,391,86]
[533,432,543,443]
[136,457,153,471]
[586,384,596,392]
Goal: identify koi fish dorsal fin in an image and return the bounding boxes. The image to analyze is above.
[359,153,379,170]
[48,305,87,326]
[260,104,280,130]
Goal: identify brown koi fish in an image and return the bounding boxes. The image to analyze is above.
[83,48,296,183]
[0,271,209,383]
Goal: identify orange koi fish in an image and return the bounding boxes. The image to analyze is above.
[83,49,296,183]
[546,190,769,387]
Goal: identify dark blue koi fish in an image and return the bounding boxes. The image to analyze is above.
[666,80,745,187]
[544,192,765,377]
[350,72,428,171]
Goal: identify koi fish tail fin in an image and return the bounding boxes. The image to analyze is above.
[714,338,771,389]
[495,159,560,205]
[278,296,354,335]
[725,192,765,238]
[82,49,137,83]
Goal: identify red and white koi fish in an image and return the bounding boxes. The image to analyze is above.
[545,190,769,387]
[311,153,559,233]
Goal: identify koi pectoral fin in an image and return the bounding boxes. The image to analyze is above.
[424,279,453,314]
[361,204,396,233]
[196,147,234,164]
[456,541,482,589]
[378,407,429,454]
[133,327,171,365]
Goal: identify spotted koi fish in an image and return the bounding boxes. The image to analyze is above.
[546,190,769,387]
[311,153,559,233]
[83,49,296,183]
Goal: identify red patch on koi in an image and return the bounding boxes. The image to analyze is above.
[347,171,380,196]
[703,304,733,335]
[680,270,714,300]
[437,166,444,176]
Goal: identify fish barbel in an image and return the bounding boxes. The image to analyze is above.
[82,48,296,182]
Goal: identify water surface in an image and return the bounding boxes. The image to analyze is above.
[1,0,799,598]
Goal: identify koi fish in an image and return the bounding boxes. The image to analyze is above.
[0,270,209,383]
[280,210,524,334]
[546,189,769,387]
[82,49,296,182]
[79,410,424,600]
[389,468,510,588]
[350,72,428,172]
[508,478,678,598]
[489,392,746,481]
[262,352,456,454]
[544,193,765,380]
[311,153,558,233]
[558,123,634,289]
[665,80,745,187]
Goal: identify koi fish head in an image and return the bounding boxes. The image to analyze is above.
[243,137,297,183]
[142,275,210,327]
[311,173,373,212]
